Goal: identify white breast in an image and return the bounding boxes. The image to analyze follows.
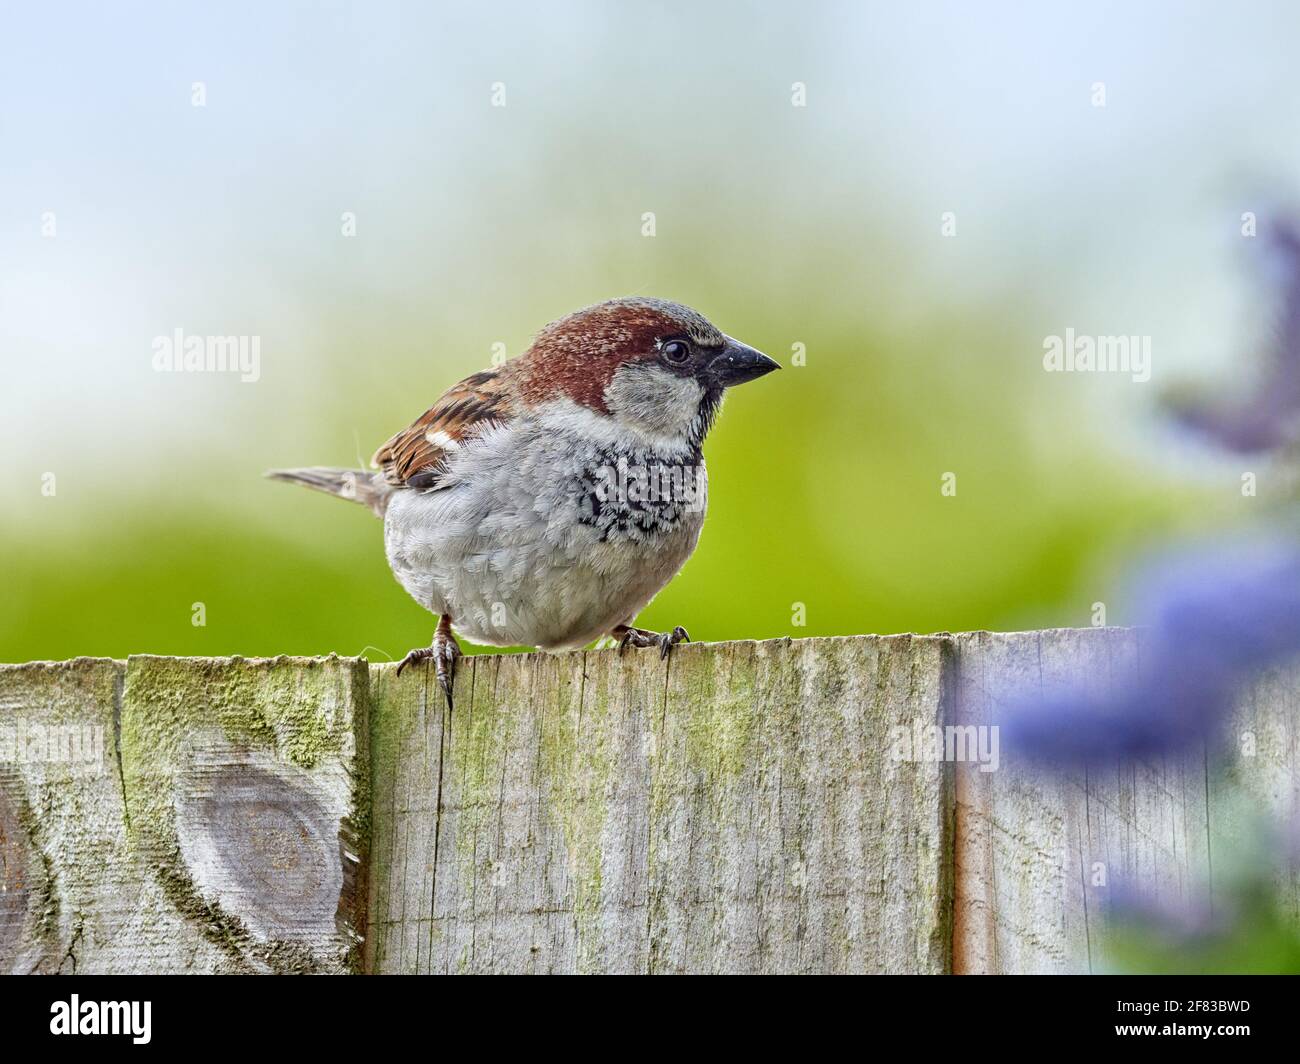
[382,402,707,649]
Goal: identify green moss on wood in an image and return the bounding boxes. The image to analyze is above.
[120,654,369,973]
[122,655,356,770]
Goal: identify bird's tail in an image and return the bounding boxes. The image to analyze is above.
[265,467,392,517]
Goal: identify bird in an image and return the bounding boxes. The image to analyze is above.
[267,297,779,709]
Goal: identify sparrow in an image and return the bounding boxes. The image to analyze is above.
[268,297,779,708]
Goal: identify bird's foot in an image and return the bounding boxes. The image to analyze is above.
[396,616,462,710]
[395,645,435,677]
[612,624,690,660]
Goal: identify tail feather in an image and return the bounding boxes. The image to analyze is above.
[265,466,392,517]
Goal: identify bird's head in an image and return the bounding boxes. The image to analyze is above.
[516,297,779,447]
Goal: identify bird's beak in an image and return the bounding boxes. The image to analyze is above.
[708,336,781,388]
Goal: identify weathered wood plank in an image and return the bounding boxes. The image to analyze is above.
[1214,659,1300,923]
[367,636,953,974]
[118,655,370,973]
[949,627,1297,974]
[5,634,1298,975]
[0,659,125,973]
[2,656,372,973]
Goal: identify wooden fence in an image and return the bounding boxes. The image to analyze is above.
[0,630,1294,974]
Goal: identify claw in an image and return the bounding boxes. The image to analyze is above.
[659,625,690,659]
[396,646,435,678]
[395,616,462,711]
[434,635,461,712]
[612,624,690,659]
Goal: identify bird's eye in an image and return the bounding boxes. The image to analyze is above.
[661,340,691,364]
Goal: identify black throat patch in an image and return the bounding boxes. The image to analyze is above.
[572,443,706,543]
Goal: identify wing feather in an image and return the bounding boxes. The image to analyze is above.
[371,369,515,488]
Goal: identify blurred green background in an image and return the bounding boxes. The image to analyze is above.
[2,0,1293,664]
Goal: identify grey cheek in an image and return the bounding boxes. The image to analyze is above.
[606,365,704,435]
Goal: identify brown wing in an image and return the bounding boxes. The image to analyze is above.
[371,369,515,489]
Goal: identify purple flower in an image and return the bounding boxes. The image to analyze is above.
[1000,536,1300,762]
[1107,882,1225,941]
[1169,215,1300,453]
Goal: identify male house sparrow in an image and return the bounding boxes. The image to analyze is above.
[268,297,778,707]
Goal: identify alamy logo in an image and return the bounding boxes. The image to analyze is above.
[151,328,261,382]
[50,995,151,1044]
[593,458,706,513]
[889,721,1000,772]
[0,723,103,775]
[1042,329,1151,383]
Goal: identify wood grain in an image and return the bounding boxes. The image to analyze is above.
[950,627,1297,974]
[120,655,370,973]
[0,655,369,973]
[0,658,129,973]
[366,636,953,974]
[2,632,1297,974]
